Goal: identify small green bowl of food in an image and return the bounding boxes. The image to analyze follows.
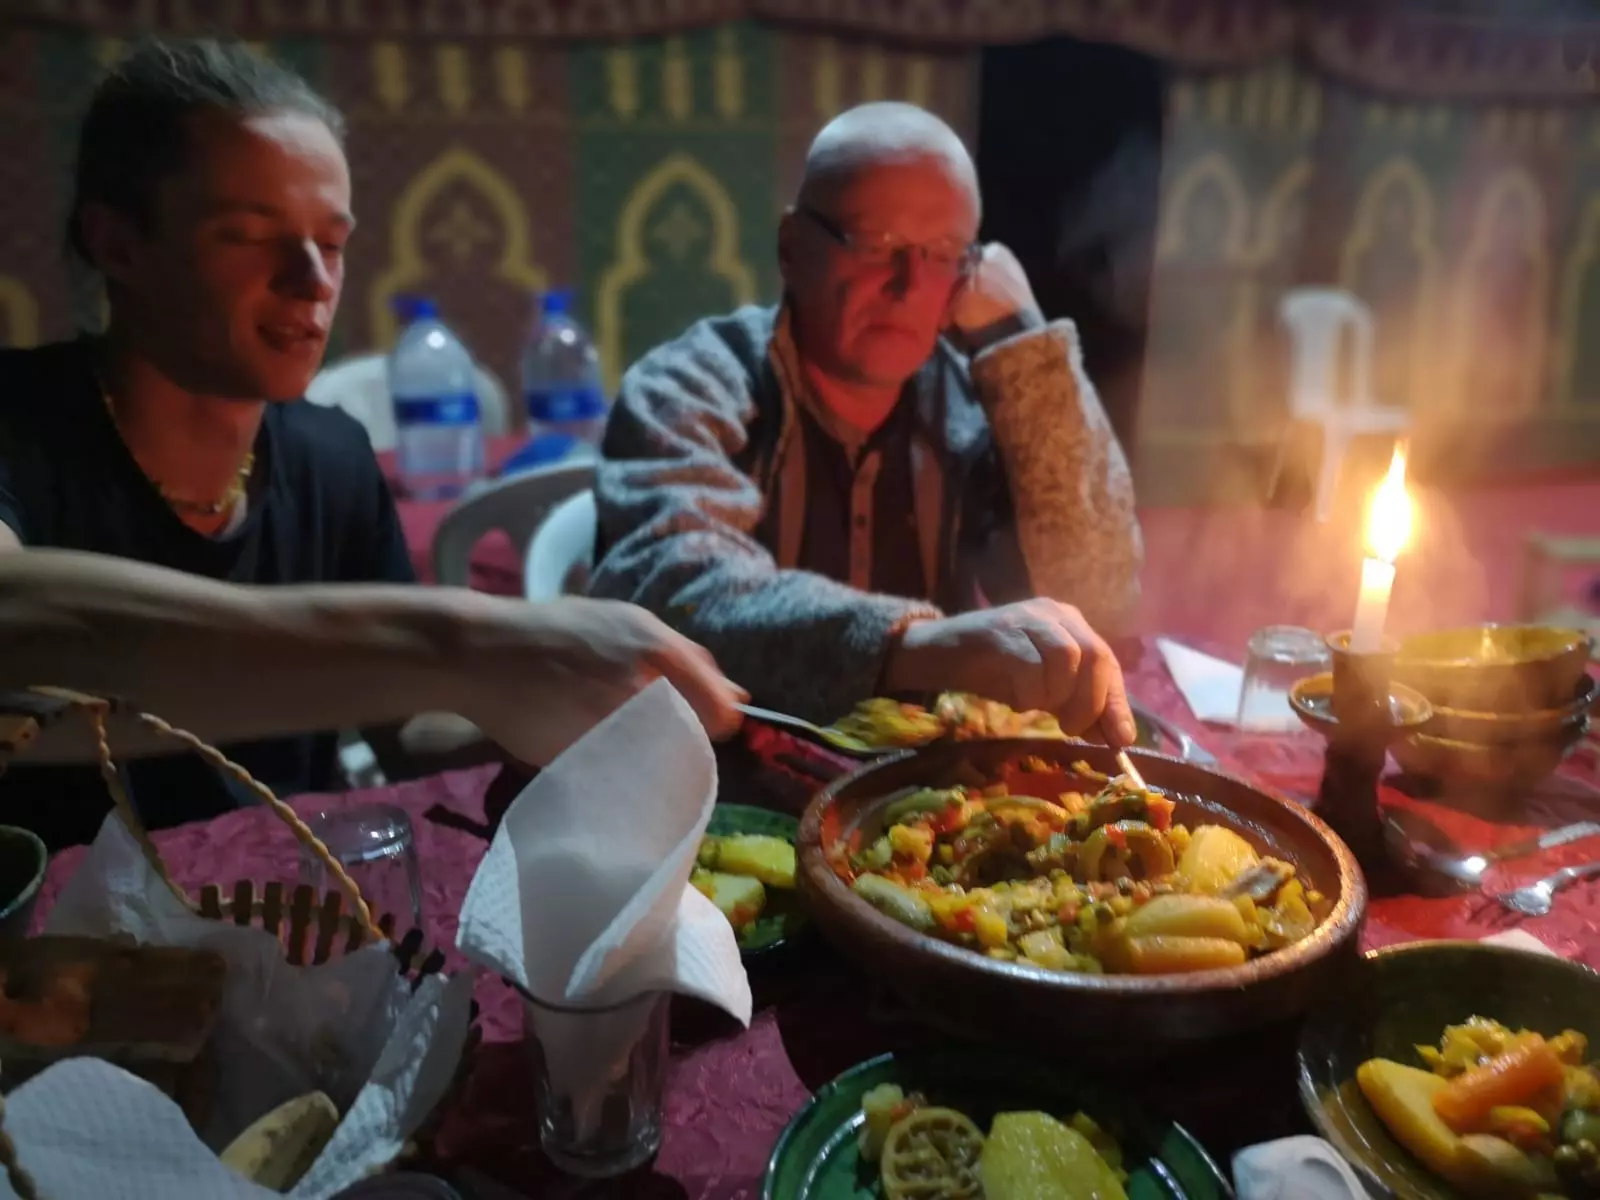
[762,1046,1229,1199]
[1299,940,1600,1199]
[694,805,808,960]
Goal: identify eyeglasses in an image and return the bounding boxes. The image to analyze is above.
[799,205,979,276]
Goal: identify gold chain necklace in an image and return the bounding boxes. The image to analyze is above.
[101,391,255,517]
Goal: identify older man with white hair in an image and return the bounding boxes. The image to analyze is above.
[592,101,1144,740]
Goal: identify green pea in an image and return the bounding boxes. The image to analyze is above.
[1563,1110,1600,1147]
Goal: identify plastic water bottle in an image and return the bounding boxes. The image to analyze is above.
[388,297,484,500]
[507,289,608,473]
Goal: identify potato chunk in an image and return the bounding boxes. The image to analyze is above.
[714,834,797,888]
[1122,894,1250,944]
[691,870,766,931]
[1175,825,1259,895]
[1124,935,1247,974]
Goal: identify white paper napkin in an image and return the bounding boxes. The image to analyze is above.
[1157,637,1300,731]
[3,812,472,1199]
[1234,1136,1369,1200]
[0,1059,281,1200]
[455,679,750,1136]
[1477,928,1558,956]
[1156,638,1246,724]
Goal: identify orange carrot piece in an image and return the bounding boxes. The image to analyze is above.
[1431,1038,1566,1133]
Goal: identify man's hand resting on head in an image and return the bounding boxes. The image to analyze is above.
[446,596,748,766]
[881,599,1135,747]
[946,243,1045,351]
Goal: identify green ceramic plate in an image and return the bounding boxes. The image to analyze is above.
[1298,941,1600,1199]
[762,1048,1231,1199]
[704,804,807,958]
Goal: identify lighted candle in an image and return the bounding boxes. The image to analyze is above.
[1350,442,1413,653]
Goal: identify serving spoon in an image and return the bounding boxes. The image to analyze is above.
[737,700,1207,766]
[734,704,881,757]
[735,703,1077,758]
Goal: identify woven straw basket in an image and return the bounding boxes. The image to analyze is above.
[0,687,475,1199]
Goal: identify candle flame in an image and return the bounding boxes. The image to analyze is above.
[1364,441,1413,564]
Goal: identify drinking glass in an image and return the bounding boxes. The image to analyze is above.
[1236,625,1331,732]
[523,989,671,1178]
[299,803,423,935]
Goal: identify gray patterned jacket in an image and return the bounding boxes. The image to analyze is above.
[590,304,1142,722]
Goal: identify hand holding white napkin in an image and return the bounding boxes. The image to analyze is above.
[455,680,751,1135]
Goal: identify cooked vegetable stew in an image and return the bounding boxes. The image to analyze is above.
[859,1083,1129,1199]
[692,832,797,946]
[829,693,1068,751]
[831,757,1324,976]
[1360,1017,1600,1197]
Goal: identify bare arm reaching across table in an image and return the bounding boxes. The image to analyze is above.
[0,531,744,768]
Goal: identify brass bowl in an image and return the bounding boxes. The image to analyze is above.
[1394,624,1593,714]
[1423,673,1598,744]
[1392,720,1589,792]
[796,739,1367,1060]
[1288,673,1434,739]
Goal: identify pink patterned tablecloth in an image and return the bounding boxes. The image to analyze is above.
[33,643,1600,1199]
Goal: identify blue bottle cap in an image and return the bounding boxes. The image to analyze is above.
[393,295,439,323]
[499,431,583,475]
[540,289,574,317]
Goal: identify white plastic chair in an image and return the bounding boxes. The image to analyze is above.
[431,463,593,589]
[1519,532,1600,637]
[524,489,598,600]
[1275,289,1410,522]
[305,352,512,451]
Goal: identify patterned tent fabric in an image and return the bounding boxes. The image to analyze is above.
[0,25,977,401]
[1309,9,1600,101]
[10,0,1598,97]
[1138,52,1600,504]
[3,9,1597,503]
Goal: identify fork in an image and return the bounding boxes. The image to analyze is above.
[1489,861,1600,919]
